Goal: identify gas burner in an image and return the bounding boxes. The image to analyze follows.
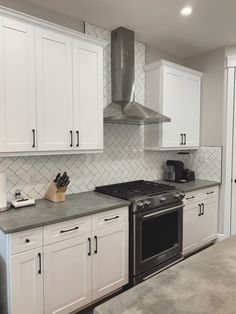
[95,180,175,200]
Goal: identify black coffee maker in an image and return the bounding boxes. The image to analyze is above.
[165,160,195,183]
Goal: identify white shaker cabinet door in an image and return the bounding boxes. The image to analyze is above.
[162,66,183,148]
[201,198,218,246]
[10,249,43,314]
[73,40,103,150]
[92,223,129,300]
[181,73,200,147]
[183,203,202,255]
[43,234,92,314]
[35,28,73,151]
[0,17,36,152]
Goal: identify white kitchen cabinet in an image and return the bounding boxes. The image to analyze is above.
[92,223,129,300]
[35,28,74,151]
[201,197,218,245]
[0,7,106,155]
[0,16,36,152]
[183,202,202,255]
[73,40,103,150]
[183,186,218,256]
[144,60,202,150]
[44,234,92,314]
[10,248,43,314]
[0,207,129,314]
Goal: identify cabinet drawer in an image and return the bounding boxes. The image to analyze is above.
[92,207,128,231]
[10,228,43,255]
[202,186,218,199]
[184,191,201,207]
[43,216,91,245]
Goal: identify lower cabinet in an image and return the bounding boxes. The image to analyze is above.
[183,187,218,256]
[92,224,128,300]
[0,207,129,314]
[10,249,43,314]
[43,234,92,314]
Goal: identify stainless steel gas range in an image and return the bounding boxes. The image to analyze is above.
[95,180,185,286]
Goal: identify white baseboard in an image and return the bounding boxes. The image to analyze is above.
[217,233,228,241]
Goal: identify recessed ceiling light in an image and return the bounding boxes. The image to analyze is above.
[181,6,192,16]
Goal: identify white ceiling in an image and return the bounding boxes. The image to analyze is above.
[26,0,236,57]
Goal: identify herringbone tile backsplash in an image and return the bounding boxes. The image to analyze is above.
[0,23,222,200]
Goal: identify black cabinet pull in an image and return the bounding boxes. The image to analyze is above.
[60,226,79,234]
[198,204,202,216]
[104,215,119,222]
[25,238,30,243]
[76,131,79,147]
[206,191,214,195]
[184,134,186,145]
[186,196,195,200]
[32,129,36,148]
[38,253,42,274]
[201,203,205,215]
[88,238,91,256]
[94,235,98,254]
[70,130,73,147]
[180,134,183,145]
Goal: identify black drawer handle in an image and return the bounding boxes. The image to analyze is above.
[38,253,42,274]
[25,238,30,243]
[60,226,79,234]
[70,130,73,147]
[104,215,119,222]
[198,204,202,216]
[201,203,205,215]
[186,196,195,200]
[94,235,98,254]
[88,238,91,256]
[206,191,214,195]
[32,129,36,148]
[184,134,186,145]
[180,134,183,145]
[76,131,79,147]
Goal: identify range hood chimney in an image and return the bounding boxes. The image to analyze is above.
[104,27,170,125]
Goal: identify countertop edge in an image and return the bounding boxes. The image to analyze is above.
[0,201,131,234]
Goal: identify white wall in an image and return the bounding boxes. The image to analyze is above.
[0,0,84,32]
[145,45,184,65]
[184,48,225,147]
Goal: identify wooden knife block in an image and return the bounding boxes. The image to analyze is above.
[44,181,67,203]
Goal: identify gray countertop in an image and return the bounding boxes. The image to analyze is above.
[0,191,130,234]
[0,180,220,234]
[95,235,236,314]
[160,179,221,193]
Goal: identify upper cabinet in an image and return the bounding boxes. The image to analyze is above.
[73,40,103,150]
[35,28,74,151]
[144,60,202,150]
[0,8,106,155]
[0,17,37,152]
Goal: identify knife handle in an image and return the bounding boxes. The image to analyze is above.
[70,130,73,147]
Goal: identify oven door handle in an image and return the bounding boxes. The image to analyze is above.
[142,205,184,219]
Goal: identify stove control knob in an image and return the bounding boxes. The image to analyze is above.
[144,200,151,206]
[159,196,167,202]
[137,201,145,208]
[174,193,180,199]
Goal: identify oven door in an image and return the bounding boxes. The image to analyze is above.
[134,203,183,276]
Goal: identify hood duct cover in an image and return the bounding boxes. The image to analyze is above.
[104,27,170,125]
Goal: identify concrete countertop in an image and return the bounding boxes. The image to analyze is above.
[0,191,130,234]
[95,235,236,314]
[160,179,221,193]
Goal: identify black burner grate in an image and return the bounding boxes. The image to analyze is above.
[95,180,175,200]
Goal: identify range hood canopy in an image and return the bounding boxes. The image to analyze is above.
[104,27,170,125]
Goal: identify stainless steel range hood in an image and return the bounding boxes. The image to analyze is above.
[104,27,170,125]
